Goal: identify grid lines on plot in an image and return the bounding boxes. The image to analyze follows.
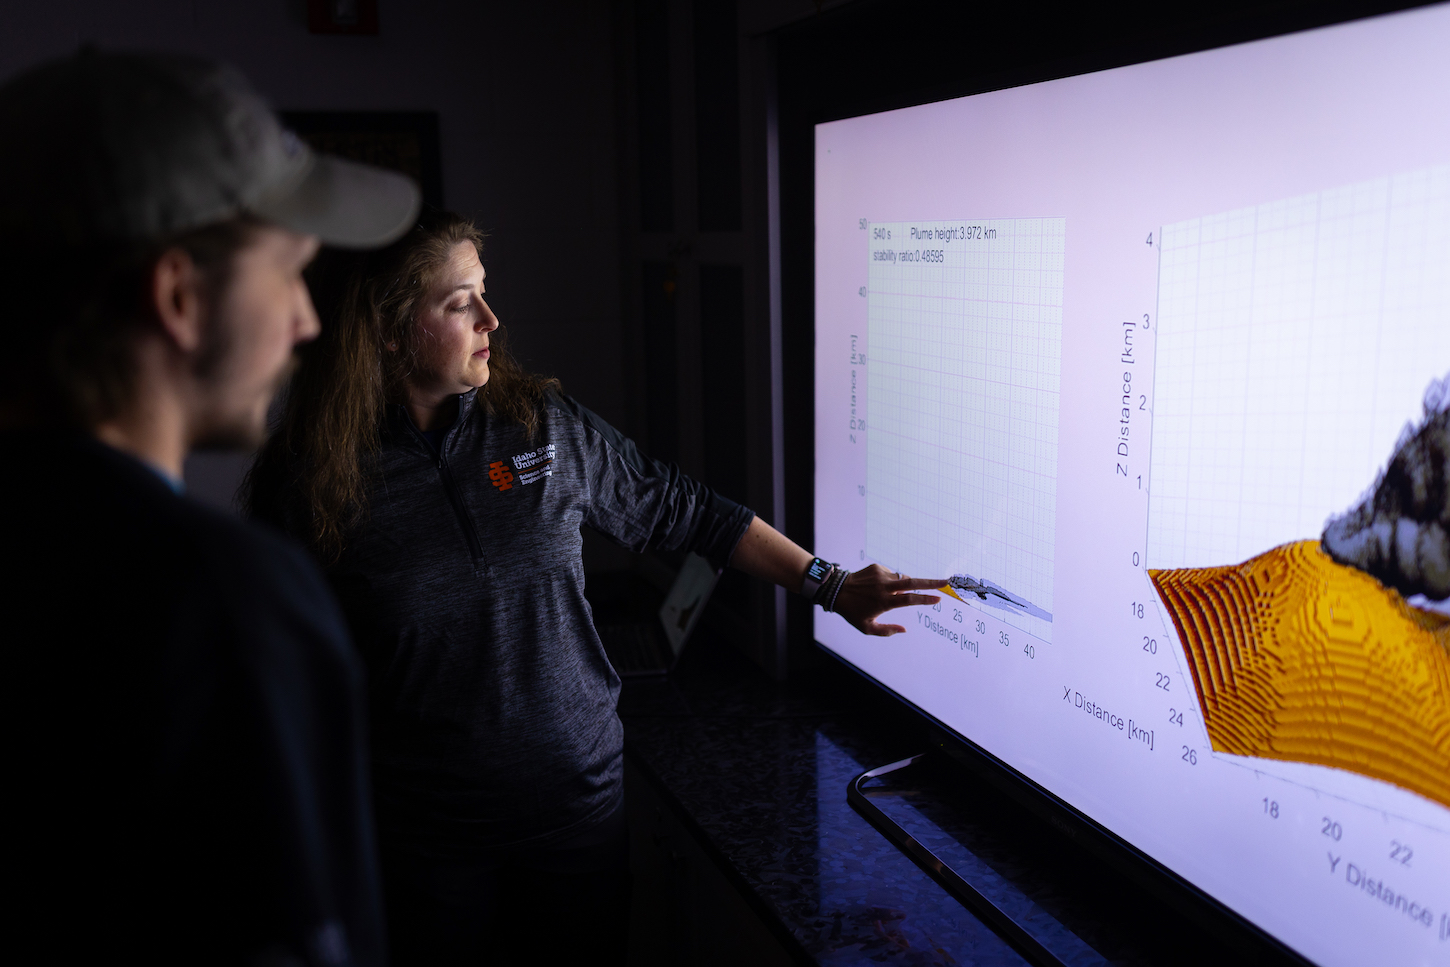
[864,217,1065,642]
[1147,166,1450,571]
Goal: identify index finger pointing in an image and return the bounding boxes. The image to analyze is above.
[888,576,952,591]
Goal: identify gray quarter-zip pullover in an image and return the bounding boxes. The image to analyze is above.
[274,389,753,852]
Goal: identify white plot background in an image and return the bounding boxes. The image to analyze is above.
[1147,166,1450,570]
[864,218,1064,642]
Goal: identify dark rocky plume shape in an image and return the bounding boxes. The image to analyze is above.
[1323,373,1450,602]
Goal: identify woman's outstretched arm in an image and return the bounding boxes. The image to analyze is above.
[727,516,946,636]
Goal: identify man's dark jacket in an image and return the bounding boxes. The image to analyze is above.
[254,390,754,852]
[5,433,384,967]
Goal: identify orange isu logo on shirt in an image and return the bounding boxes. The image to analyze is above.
[488,461,515,491]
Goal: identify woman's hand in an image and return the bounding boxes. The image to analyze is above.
[724,518,946,636]
[831,564,948,636]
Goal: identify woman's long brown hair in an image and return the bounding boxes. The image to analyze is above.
[244,209,557,560]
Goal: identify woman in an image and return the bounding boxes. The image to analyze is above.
[247,209,941,965]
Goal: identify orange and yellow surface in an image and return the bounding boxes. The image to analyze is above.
[1150,540,1450,809]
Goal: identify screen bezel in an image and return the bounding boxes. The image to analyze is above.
[777,2,1440,961]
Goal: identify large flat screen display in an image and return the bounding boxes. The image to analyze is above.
[813,6,1450,964]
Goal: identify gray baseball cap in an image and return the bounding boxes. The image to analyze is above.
[0,49,421,249]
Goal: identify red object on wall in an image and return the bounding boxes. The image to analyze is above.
[307,0,379,35]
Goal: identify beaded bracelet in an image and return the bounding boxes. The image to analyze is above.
[822,567,850,613]
[810,563,840,607]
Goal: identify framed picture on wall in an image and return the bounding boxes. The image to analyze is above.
[280,111,443,209]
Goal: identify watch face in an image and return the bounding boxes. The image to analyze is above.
[807,558,832,582]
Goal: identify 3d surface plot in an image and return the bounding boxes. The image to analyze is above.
[1150,540,1450,807]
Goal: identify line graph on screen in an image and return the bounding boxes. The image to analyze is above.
[864,218,1064,643]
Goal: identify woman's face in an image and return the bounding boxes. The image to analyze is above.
[408,241,498,399]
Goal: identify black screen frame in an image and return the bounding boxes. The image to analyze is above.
[775,1,1442,962]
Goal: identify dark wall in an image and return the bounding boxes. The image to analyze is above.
[0,0,626,509]
[613,0,845,675]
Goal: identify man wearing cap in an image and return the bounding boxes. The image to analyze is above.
[0,51,419,965]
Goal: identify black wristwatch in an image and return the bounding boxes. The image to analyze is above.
[800,557,837,599]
